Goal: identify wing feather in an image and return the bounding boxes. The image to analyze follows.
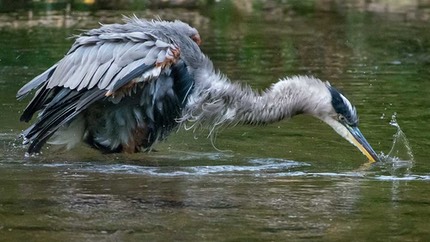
[78,56,101,91]
[156,49,167,64]
[24,89,106,153]
[16,64,57,100]
[98,62,121,89]
[63,47,92,90]
[88,60,113,89]
[97,42,115,63]
[109,62,154,92]
[69,45,100,90]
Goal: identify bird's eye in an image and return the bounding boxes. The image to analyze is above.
[338,114,346,122]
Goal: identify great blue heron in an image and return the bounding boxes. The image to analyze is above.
[16,17,379,162]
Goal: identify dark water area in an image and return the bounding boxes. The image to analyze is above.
[1,1,430,241]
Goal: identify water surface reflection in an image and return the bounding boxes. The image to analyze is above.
[3,153,428,241]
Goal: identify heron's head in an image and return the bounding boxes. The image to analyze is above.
[317,84,380,163]
[150,19,201,46]
[167,20,202,45]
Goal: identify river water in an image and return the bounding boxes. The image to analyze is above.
[0,1,430,241]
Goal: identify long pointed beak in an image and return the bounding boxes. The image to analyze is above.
[345,125,380,163]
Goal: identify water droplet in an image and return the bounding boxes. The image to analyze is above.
[390,60,402,65]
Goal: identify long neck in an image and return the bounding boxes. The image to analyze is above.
[181,58,331,130]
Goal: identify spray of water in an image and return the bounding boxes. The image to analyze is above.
[379,112,414,175]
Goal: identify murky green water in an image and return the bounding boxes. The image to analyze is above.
[1,1,430,241]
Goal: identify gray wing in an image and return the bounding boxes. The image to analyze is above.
[18,31,181,121]
[18,31,180,98]
[17,31,183,153]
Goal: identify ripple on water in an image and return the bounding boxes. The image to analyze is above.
[374,175,430,181]
[2,144,426,181]
[91,158,307,176]
[16,157,309,177]
[5,157,430,181]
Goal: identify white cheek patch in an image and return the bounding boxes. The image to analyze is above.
[321,116,375,161]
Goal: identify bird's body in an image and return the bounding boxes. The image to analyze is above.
[17,17,379,162]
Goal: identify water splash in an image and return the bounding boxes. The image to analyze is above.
[387,113,414,160]
[379,112,414,175]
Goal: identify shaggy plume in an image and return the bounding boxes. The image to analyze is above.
[179,56,333,136]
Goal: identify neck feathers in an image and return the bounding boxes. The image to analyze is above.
[180,57,332,131]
